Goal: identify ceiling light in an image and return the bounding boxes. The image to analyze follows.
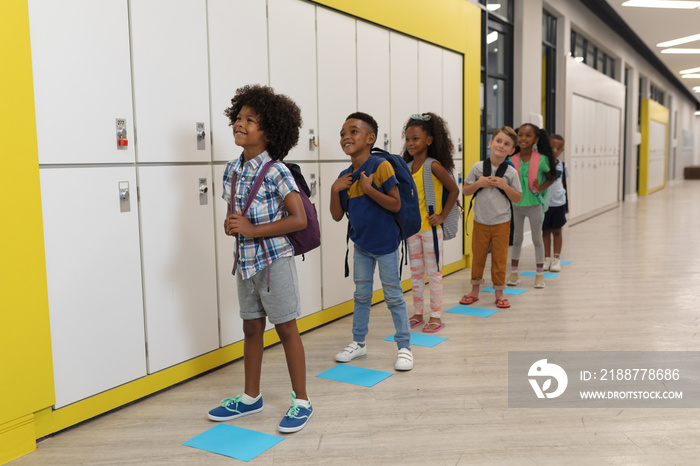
[487,4,501,11]
[622,0,700,8]
[661,48,700,54]
[658,34,700,48]
[694,86,700,92]
[681,74,700,78]
[574,56,584,62]
[696,111,700,115]
[680,66,700,74]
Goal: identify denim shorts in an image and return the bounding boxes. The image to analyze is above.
[236,256,301,324]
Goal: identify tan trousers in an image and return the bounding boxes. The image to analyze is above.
[471,220,511,291]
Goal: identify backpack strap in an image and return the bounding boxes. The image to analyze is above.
[561,161,568,211]
[231,160,275,290]
[422,158,440,270]
[511,152,542,193]
[465,158,510,234]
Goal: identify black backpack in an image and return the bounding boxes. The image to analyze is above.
[465,158,511,229]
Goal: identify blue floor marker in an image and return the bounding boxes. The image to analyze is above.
[519,271,560,278]
[383,332,447,347]
[560,260,572,265]
[483,286,528,295]
[444,305,499,317]
[316,364,392,387]
[184,424,283,462]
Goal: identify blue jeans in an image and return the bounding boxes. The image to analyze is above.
[352,244,411,350]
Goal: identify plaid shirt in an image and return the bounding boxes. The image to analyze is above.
[222,151,297,280]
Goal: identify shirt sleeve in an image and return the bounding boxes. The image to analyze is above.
[506,166,522,193]
[268,163,298,200]
[375,160,398,193]
[465,162,482,184]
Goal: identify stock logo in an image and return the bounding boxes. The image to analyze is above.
[528,359,568,399]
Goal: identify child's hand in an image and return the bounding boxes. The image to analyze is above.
[332,173,353,193]
[532,178,541,194]
[359,171,375,194]
[225,213,254,237]
[491,176,507,190]
[427,212,444,227]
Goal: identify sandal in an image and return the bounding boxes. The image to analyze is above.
[495,297,510,309]
[422,322,445,333]
[409,318,424,329]
[459,295,479,305]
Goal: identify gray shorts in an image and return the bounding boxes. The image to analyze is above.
[236,256,301,324]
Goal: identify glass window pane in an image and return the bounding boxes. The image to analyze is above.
[574,33,585,61]
[597,50,605,72]
[586,41,595,65]
[486,77,506,133]
[487,28,506,75]
[487,0,512,20]
[607,56,615,78]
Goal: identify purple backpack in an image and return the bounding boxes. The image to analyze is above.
[230,160,321,278]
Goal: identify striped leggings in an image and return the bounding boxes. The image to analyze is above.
[407,229,443,318]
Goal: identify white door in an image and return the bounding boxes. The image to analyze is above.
[268,0,318,162]
[130,0,211,163]
[40,167,146,408]
[390,33,419,154]
[442,50,465,265]
[317,8,357,161]
[295,162,323,318]
[357,21,391,151]
[320,162,354,309]
[28,0,135,165]
[212,164,242,346]
[418,42,443,114]
[208,0,269,163]
[138,165,219,372]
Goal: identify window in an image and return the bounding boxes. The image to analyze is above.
[571,30,615,79]
[650,84,665,105]
[481,9,513,160]
[542,10,557,134]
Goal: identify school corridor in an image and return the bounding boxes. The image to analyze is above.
[9,179,700,465]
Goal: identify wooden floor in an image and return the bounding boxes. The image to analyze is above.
[13,181,700,465]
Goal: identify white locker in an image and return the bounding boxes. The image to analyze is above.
[418,42,443,114]
[320,162,354,310]
[212,164,242,346]
[317,8,357,161]
[28,0,135,165]
[130,0,211,163]
[357,21,391,152]
[138,165,219,372]
[40,167,147,408]
[208,0,269,162]
[390,33,419,154]
[442,50,465,265]
[294,162,323,318]
[268,0,318,162]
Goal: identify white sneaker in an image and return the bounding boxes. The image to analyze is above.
[335,342,367,362]
[395,348,413,371]
[534,273,545,288]
[506,271,520,286]
[544,257,551,271]
[550,257,561,272]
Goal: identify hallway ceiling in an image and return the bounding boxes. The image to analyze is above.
[604,0,700,99]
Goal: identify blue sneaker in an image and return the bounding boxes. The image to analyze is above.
[207,395,263,421]
[278,392,313,433]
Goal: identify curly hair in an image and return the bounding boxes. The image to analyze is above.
[224,85,302,160]
[513,123,557,180]
[401,112,455,172]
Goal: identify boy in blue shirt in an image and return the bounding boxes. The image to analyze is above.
[329,112,413,371]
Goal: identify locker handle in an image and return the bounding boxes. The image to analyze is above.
[199,185,208,194]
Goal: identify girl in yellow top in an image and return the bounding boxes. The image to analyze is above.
[402,113,459,333]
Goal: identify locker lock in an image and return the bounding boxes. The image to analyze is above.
[309,129,318,150]
[116,118,128,149]
[383,133,389,151]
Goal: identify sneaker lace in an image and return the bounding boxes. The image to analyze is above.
[285,391,301,419]
[220,395,241,408]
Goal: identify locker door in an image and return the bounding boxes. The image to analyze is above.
[212,164,242,346]
[28,0,135,165]
[268,0,318,162]
[40,167,146,408]
[418,42,443,114]
[390,33,419,154]
[130,0,211,163]
[138,165,219,372]
[208,0,269,162]
[442,50,464,265]
[295,162,323,318]
[357,21,391,152]
[320,162,354,310]
[317,8,357,161]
